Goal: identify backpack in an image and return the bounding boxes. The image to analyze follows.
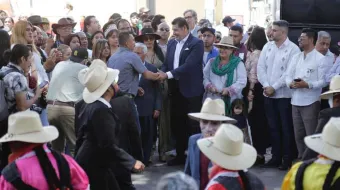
[0,66,20,121]
[1,147,73,190]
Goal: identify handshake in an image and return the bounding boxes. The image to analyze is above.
[154,70,168,81]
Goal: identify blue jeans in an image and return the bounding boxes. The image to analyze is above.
[264,97,294,162]
[40,109,49,126]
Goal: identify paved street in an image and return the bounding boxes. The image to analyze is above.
[132,157,287,190]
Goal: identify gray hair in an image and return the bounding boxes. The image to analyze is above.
[76,31,86,37]
[318,31,331,41]
[156,172,198,190]
[183,9,198,22]
[135,42,147,54]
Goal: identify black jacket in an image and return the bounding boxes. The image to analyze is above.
[303,107,340,160]
[75,100,135,190]
[110,95,143,161]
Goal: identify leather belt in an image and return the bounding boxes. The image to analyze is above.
[47,100,75,107]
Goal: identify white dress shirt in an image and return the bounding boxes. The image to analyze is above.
[166,34,190,79]
[286,49,327,106]
[323,49,335,83]
[98,97,112,108]
[257,38,300,98]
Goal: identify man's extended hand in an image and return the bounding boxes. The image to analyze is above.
[157,70,168,80]
[133,160,145,173]
[153,110,160,119]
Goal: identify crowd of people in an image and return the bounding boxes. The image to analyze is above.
[1,5,340,190]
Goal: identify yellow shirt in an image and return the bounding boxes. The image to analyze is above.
[282,158,340,190]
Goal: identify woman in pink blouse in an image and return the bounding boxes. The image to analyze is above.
[0,111,89,190]
[244,26,270,165]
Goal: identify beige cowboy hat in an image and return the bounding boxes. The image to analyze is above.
[188,98,236,123]
[214,36,238,49]
[320,75,340,99]
[197,124,257,170]
[78,59,119,104]
[0,111,58,143]
[52,18,77,33]
[304,117,340,161]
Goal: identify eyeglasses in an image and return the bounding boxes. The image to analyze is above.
[159,28,170,32]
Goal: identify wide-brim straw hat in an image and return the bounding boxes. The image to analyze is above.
[135,28,161,42]
[214,36,238,49]
[197,124,257,170]
[0,111,58,143]
[78,59,119,104]
[188,98,236,123]
[304,117,340,161]
[320,75,340,99]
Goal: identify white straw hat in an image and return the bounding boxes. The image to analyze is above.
[188,98,236,123]
[304,117,340,161]
[0,111,58,143]
[320,75,340,99]
[197,124,257,170]
[78,59,119,103]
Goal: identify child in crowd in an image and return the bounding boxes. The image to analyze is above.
[231,99,252,144]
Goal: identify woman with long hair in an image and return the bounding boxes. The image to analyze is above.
[90,31,104,50]
[11,20,49,125]
[105,28,119,55]
[92,39,110,63]
[244,26,269,165]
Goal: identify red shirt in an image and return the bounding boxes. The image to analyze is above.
[200,152,210,190]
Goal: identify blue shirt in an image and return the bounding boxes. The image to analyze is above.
[204,46,219,67]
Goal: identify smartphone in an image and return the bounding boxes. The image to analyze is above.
[294,79,302,82]
[39,81,48,88]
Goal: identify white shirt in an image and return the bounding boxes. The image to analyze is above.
[323,49,334,83]
[166,34,190,79]
[257,38,300,98]
[203,52,209,65]
[286,49,327,106]
[98,97,111,108]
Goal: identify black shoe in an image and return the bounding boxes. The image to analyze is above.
[262,159,280,168]
[167,156,185,166]
[255,155,265,165]
[278,161,292,171]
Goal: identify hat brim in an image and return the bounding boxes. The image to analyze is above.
[304,134,340,161]
[197,137,257,170]
[135,33,161,42]
[188,113,236,123]
[52,22,77,30]
[82,69,119,104]
[214,43,238,49]
[0,126,58,143]
[320,90,340,99]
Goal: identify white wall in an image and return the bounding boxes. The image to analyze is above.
[223,0,250,26]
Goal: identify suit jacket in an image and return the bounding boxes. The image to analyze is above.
[161,34,204,98]
[184,134,212,186]
[302,107,340,160]
[135,62,161,116]
[110,95,143,161]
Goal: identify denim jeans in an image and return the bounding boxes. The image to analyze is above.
[39,108,49,126]
[264,97,294,162]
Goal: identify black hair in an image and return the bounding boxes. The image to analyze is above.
[151,14,165,31]
[84,15,95,33]
[110,13,122,21]
[247,26,268,51]
[105,28,119,39]
[301,28,318,45]
[143,19,152,24]
[119,32,132,46]
[272,20,289,29]
[231,99,244,112]
[230,25,244,34]
[130,12,138,18]
[147,15,155,21]
[154,41,165,63]
[63,33,80,47]
[3,44,31,65]
[90,31,104,42]
[330,44,340,56]
[171,17,189,30]
[0,29,10,68]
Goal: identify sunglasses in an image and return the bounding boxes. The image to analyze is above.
[159,28,169,32]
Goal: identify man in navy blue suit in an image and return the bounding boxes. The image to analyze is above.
[134,43,161,166]
[159,17,204,166]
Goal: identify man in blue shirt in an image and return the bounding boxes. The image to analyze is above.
[199,27,219,68]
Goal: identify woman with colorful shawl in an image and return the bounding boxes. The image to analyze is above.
[203,36,247,116]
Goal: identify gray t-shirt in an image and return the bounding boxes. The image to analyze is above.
[108,47,147,96]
